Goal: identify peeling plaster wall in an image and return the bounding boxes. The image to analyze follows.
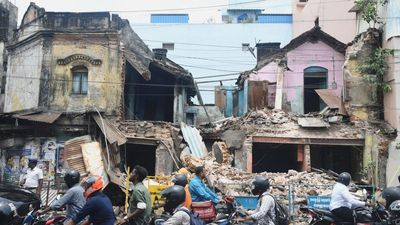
[50,34,122,115]
[5,39,43,112]
[343,30,382,122]
[249,41,345,114]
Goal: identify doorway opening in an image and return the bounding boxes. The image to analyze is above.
[310,145,363,181]
[304,66,328,114]
[124,143,157,176]
[252,143,298,173]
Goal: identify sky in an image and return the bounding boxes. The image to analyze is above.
[10,0,293,103]
[13,0,292,25]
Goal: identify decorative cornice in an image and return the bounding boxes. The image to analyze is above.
[57,54,102,65]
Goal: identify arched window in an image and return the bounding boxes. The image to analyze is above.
[72,66,88,95]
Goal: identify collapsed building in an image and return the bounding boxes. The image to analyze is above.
[206,23,395,188]
[0,3,196,187]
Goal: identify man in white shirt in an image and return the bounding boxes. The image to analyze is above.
[329,172,369,223]
[22,158,43,196]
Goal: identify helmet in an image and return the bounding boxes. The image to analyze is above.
[251,176,270,195]
[172,174,188,187]
[338,172,351,186]
[81,175,103,198]
[0,202,14,225]
[161,185,186,213]
[64,170,81,188]
[28,158,38,164]
[390,200,400,214]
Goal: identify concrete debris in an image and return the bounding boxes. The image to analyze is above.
[221,130,246,150]
[212,142,233,164]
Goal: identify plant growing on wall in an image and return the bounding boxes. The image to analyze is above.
[358,47,394,93]
[355,0,388,26]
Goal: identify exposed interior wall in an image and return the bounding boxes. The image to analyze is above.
[252,143,298,173]
[124,62,175,122]
[124,143,157,176]
[310,145,363,181]
[343,30,383,122]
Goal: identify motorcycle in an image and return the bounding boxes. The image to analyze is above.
[23,210,67,225]
[300,204,390,225]
[153,197,246,225]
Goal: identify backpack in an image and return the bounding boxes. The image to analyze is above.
[178,208,206,225]
[266,194,290,225]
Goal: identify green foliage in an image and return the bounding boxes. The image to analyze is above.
[357,48,394,93]
[355,0,388,25]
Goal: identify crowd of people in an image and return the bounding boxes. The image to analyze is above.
[15,158,380,225]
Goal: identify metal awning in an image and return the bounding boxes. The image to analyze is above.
[14,111,62,124]
[315,89,347,115]
[92,115,127,146]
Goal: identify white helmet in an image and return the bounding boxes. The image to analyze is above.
[390,200,400,212]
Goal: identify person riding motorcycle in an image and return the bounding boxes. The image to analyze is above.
[158,185,190,225]
[381,175,400,208]
[0,201,15,225]
[37,170,86,219]
[329,172,370,224]
[238,176,276,225]
[66,175,116,225]
[172,174,192,209]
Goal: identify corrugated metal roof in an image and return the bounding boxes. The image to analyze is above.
[315,89,341,109]
[181,122,208,158]
[298,117,330,128]
[64,135,92,176]
[315,89,348,115]
[93,115,127,146]
[14,112,62,124]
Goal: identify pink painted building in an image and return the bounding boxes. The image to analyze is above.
[292,0,357,44]
[238,25,347,114]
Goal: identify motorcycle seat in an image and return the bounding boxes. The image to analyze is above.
[312,208,342,221]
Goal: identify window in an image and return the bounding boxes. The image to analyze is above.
[257,14,293,23]
[150,14,189,23]
[72,66,88,95]
[242,43,250,51]
[162,43,174,50]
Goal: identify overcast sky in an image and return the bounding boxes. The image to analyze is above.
[13,0,292,24]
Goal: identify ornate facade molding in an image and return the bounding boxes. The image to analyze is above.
[57,54,102,65]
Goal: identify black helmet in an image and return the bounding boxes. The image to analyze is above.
[252,176,270,195]
[338,172,351,186]
[161,185,186,213]
[64,170,81,188]
[172,174,188,187]
[0,202,14,225]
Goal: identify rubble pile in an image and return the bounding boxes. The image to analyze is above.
[208,109,295,134]
[118,120,172,139]
[182,155,336,202]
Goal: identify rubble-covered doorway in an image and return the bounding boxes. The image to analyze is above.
[310,145,363,181]
[124,144,157,176]
[304,66,327,114]
[252,143,298,173]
